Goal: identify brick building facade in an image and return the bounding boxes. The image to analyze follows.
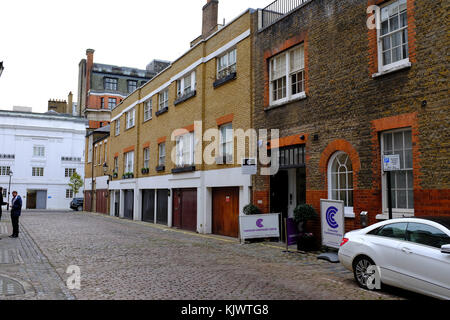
[252,0,449,239]
[106,1,256,237]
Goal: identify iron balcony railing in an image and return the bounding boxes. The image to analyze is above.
[261,0,313,29]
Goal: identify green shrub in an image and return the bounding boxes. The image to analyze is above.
[243,204,262,215]
[293,204,318,223]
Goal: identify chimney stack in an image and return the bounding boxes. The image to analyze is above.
[67,91,73,114]
[202,0,219,39]
[85,49,95,107]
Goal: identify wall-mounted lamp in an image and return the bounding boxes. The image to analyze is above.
[0,62,4,78]
[421,100,427,108]
[300,135,305,141]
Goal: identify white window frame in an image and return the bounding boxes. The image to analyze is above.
[327,152,354,218]
[143,148,150,169]
[124,151,134,174]
[108,98,117,109]
[32,167,44,177]
[269,44,306,107]
[114,156,118,173]
[33,145,45,157]
[175,132,194,167]
[144,98,153,122]
[379,128,414,219]
[217,49,237,80]
[65,168,76,178]
[115,119,121,136]
[66,189,74,199]
[219,123,234,160]
[177,72,196,98]
[126,108,135,129]
[158,143,166,167]
[376,0,410,73]
[158,89,169,111]
[0,166,11,176]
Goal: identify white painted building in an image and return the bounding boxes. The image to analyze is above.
[0,110,87,210]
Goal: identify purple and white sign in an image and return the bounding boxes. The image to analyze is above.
[286,218,300,246]
[320,199,345,249]
[240,213,280,241]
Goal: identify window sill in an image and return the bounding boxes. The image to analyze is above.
[172,166,196,174]
[156,165,165,172]
[372,60,411,78]
[345,212,356,219]
[174,90,196,106]
[155,107,168,117]
[376,212,415,220]
[265,92,307,111]
[143,117,152,123]
[213,72,237,89]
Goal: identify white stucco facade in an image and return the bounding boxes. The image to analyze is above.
[0,110,87,210]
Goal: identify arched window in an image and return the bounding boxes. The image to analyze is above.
[328,152,354,214]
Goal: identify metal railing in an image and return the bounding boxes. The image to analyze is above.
[261,0,313,29]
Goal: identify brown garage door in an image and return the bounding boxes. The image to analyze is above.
[96,189,108,214]
[173,189,197,232]
[212,187,240,238]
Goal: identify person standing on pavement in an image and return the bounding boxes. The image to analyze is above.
[0,187,7,221]
[10,191,22,238]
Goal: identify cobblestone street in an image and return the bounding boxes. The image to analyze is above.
[0,210,417,300]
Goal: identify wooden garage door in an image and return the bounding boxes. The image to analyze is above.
[96,190,108,214]
[212,187,240,238]
[173,189,197,232]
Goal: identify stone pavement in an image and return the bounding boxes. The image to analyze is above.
[1,210,415,300]
[0,216,75,300]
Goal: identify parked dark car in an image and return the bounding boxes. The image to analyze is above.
[70,198,84,211]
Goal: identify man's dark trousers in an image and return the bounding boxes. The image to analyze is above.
[11,215,19,237]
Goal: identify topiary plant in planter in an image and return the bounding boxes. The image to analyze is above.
[293,204,319,251]
[243,204,262,215]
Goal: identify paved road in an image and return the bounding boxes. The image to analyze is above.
[0,210,420,300]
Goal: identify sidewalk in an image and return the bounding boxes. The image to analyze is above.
[0,217,75,300]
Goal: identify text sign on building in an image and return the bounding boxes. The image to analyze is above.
[239,213,280,241]
[383,154,401,172]
[241,158,257,175]
[320,199,345,250]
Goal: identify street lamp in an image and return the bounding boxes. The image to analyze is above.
[0,62,4,78]
[7,170,13,211]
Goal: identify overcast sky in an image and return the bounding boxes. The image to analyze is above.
[0,0,270,113]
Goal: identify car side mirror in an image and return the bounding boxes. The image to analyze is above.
[441,244,450,254]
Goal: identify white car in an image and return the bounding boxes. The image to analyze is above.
[338,217,450,299]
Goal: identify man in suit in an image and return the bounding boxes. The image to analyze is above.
[10,191,22,238]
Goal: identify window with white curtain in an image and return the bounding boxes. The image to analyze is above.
[269,44,305,105]
[126,108,135,129]
[217,49,236,79]
[158,143,166,166]
[177,72,195,98]
[124,151,134,173]
[159,89,169,111]
[144,99,152,121]
[219,123,233,159]
[176,133,194,167]
[143,148,150,168]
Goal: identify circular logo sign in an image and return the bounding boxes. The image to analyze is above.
[256,219,264,228]
[326,206,339,229]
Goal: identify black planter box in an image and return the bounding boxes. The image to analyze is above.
[171,166,196,174]
[297,235,317,252]
[155,107,168,117]
[156,165,165,172]
[174,90,196,106]
[213,72,237,88]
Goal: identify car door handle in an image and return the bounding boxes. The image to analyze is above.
[401,247,413,254]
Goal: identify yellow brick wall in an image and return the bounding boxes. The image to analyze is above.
[107,10,253,181]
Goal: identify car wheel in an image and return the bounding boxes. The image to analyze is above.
[77,206,83,211]
[353,256,378,289]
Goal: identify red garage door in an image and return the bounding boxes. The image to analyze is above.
[173,189,197,232]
